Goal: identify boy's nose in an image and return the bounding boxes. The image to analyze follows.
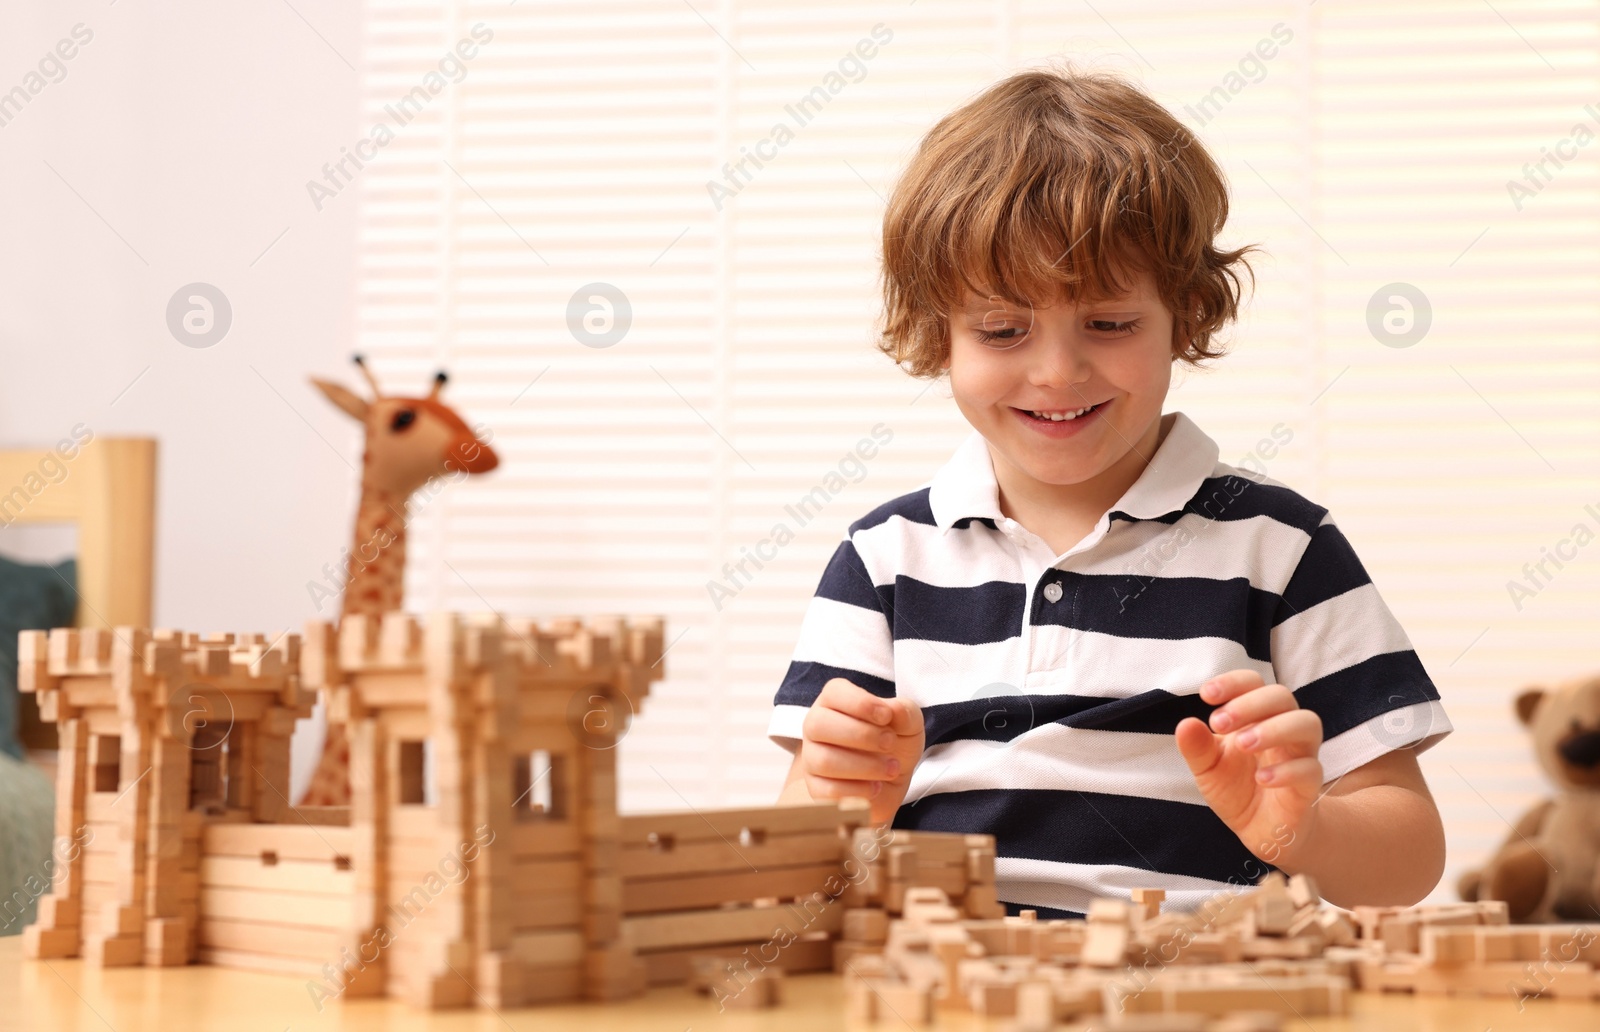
[1027,344,1092,391]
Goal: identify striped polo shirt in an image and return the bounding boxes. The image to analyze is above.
[767,410,1451,918]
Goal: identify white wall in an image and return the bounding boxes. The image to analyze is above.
[0,0,366,796]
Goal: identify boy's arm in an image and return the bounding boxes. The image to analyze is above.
[1177,669,1446,909]
[1276,747,1444,908]
[1179,505,1452,909]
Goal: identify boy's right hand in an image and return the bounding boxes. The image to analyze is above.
[799,677,924,824]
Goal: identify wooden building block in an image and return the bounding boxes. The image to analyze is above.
[966,844,996,883]
[622,862,843,914]
[963,881,1004,919]
[969,977,1019,1017]
[845,908,890,944]
[378,612,421,666]
[619,801,849,847]
[1287,873,1320,909]
[1285,909,1323,941]
[1240,936,1321,960]
[1254,884,1295,936]
[574,941,639,1001]
[1412,959,1595,999]
[474,952,525,1008]
[1132,887,1167,920]
[1473,899,1509,925]
[143,917,189,967]
[623,900,843,952]
[902,888,960,925]
[86,934,143,967]
[1316,910,1356,946]
[197,919,341,959]
[22,925,80,959]
[1083,921,1130,967]
[1089,898,1132,924]
[1015,979,1076,1030]
[619,826,843,879]
[36,895,80,928]
[1421,926,1476,964]
[1378,915,1420,954]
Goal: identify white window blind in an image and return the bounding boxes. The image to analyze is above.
[357,0,1600,903]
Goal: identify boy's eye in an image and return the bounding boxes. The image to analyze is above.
[1089,319,1140,335]
[974,326,1025,347]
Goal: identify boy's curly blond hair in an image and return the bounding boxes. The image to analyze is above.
[877,65,1259,378]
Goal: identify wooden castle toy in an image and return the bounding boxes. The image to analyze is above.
[17,625,313,970]
[17,611,668,1007]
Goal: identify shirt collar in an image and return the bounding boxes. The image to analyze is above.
[927,410,1220,533]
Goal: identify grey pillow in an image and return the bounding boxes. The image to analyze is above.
[0,556,77,760]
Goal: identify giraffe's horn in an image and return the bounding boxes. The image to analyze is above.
[351,353,383,397]
[428,371,448,400]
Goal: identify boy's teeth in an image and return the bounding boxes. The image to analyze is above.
[1028,405,1094,421]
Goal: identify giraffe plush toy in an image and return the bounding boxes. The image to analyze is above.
[298,354,499,807]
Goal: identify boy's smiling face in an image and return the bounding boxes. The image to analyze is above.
[940,261,1176,511]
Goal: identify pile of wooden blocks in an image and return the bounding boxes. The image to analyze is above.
[842,869,1600,1028]
[1342,900,1600,999]
[649,819,1006,1010]
[617,799,875,991]
[831,826,1006,970]
[841,871,1348,1028]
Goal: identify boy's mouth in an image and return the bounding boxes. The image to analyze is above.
[1011,399,1110,434]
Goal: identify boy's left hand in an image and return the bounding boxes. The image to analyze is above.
[1174,670,1324,865]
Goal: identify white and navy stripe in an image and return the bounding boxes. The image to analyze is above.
[768,411,1451,917]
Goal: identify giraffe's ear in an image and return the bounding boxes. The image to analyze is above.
[310,378,369,421]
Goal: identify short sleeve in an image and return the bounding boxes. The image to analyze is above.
[767,533,896,753]
[1268,511,1452,781]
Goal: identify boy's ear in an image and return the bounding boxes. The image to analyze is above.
[1514,687,1547,727]
[310,377,369,421]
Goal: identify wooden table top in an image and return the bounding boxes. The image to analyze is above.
[6,937,1600,1030]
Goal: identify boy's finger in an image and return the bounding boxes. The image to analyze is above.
[817,677,894,727]
[1255,756,1322,789]
[1198,669,1266,705]
[804,772,884,802]
[886,696,924,738]
[1174,716,1222,777]
[806,740,902,782]
[1209,683,1297,734]
[1234,708,1322,755]
[803,705,895,754]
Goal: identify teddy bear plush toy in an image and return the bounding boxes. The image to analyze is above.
[1458,674,1600,922]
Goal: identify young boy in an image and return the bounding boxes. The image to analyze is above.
[769,67,1450,917]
